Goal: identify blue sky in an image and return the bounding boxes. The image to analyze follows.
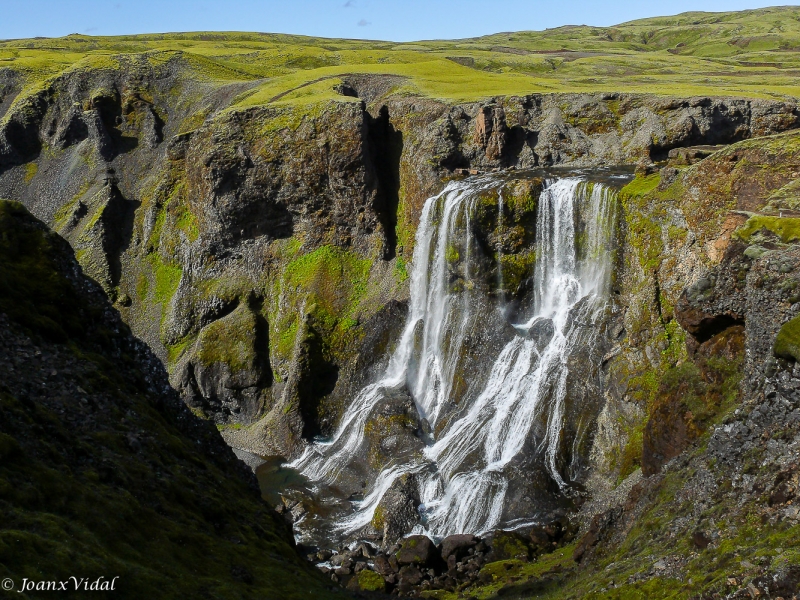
[1,0,797,42]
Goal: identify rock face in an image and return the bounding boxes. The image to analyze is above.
[564,127,800,595]
[1,50,798,466]
[472,105,508,161]
[0,201,339,599]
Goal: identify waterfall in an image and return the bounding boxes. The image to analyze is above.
[497,188,504,297]
[289,175,618,541]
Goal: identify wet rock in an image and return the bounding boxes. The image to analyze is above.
[525,317,555,350]
[375,473,421,548]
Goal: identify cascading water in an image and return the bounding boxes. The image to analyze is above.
[289,174,619,542]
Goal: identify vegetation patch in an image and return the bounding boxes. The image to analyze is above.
[195,303,257,373]
[774,314,800,362]
[735,215,800,244]
[148,254,182,308]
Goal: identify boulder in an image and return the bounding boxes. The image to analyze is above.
[486,530,530,562]
[371,554,395,576]
[347,569,386,593]
[439,534,478,561]
[396,535,437,566]
[397,565,423,593]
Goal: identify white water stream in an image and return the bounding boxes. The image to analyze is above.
[290,175,618,540]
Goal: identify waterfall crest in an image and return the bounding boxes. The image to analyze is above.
[289,175,619,541]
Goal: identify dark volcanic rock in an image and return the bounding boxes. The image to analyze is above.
[396,535,437,566]
[439,534,478,561]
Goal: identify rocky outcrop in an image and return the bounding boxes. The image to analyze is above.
[472,104,509,161]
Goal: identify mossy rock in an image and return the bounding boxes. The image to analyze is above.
[354,569,386,592]
[774,314,800,362]
[195,302,259,373]
[488,530,530,561]
[396,535,436,566]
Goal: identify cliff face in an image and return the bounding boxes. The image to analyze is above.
[0,201,342,599]
[1,58,798,462]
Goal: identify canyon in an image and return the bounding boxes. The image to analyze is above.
[1,8,800,599]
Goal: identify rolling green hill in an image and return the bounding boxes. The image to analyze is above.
[2,5,800,116]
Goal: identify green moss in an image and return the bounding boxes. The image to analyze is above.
[371,504,385,531]
[174,202,199,242]
[356,568,385,592]
[394,255,409,283]
[136,273,149,302]
[774,314,800,362]
[147,205,167,249]
[735,215,800,243]
[503,180,539,215]
[276,244,372,365]
[490,531,530,561]
[284,245,370,301]
[499,250,537,293]
[166,335,194,363]
[620,179,667,273]
[620,173,661,198]
[276,317,299,361]
[616,423,643,481]
[148,254,182,308]
[23,162,38,183]
[445,244,460,263]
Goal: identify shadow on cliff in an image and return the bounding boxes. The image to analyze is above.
[368,105,403,260]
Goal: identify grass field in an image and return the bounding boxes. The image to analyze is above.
[2,5,800,109]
